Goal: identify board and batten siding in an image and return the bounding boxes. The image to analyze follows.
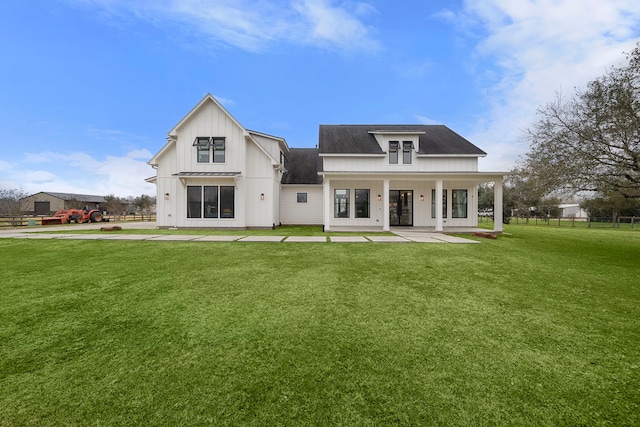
[280,185,323,225]
[322,156,478,173]
[174,101,246,174]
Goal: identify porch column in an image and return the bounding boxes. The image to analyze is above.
[435,179,443,232]
[493,177,504,233]
[323,178,331,232]
[383,179,390,231]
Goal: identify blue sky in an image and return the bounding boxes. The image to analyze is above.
[1,0,639,197]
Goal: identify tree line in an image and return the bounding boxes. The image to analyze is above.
[500,44,640,222]
[0,189,155,217]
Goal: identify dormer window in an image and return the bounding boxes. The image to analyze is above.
[389,141,399,164]
[194,137,225,163]
[403,141,413,164]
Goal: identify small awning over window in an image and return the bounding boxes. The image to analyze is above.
[193,137,210,148]
[193,137,225,149]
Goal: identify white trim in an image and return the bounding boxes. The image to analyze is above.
[168,94,244,136]
[148,136,176,166]
[319,153,386,158]
[245,134,280,166]
[319,171,509,180]
[247,129,290,151]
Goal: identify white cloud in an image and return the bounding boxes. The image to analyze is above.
[292,0,380,52]
[414,114,443,125]
[65,0,380,53]
[213,95,235,107]
[9,149,156,197]
[446,0,640,171]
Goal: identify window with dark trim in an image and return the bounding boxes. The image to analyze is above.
[213,138,225,163]
[220,186,234,218]
[355,189,370,218]
[297,193,307,203]
[452,189,468,218]
[194,137,210,163]
[204,186,218,218]
[194,137,225,163]
[187,186,202,218]
[186,185,234,218]
[389,141,399,164]
[431,189,448,218]
[334,189,349,218]
[402,141,413,164]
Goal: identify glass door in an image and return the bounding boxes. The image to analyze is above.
[389,190,413,226]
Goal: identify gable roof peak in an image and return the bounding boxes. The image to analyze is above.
[168,93,245,136]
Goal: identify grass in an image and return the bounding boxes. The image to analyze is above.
[0,225,638,426]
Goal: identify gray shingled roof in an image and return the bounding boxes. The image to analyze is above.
[35,192,106,203]
[318,125,486,156]
[281,148,323,185]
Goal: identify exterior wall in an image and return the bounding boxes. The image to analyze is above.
[328,179,386,227]
[154,177,179,227]
[325,178,479,229]
[152,97,284,229]
[280,185,323,225]
[174,101,247,175]
[251,134,284,165]
[20,193,103,214]
[20,194,65,214]
[322,156,478,173]
[244,140,279,228]
[171,177,244,228]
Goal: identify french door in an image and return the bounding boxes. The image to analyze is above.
[389,190,413,226]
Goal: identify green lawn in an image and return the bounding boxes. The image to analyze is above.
[1,226,638,426]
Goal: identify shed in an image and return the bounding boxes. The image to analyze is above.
[20,192,105,215]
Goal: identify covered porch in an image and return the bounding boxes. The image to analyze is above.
[320,172,506,234]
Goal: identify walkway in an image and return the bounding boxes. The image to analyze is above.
[0,222,481,244]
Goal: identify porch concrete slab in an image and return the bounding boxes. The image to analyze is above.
[148,235,203,241]
[194,235,243,242]
[13,233,71,239]
[433,234,480,244]
[59,234,116,240]
[366,235,411,243]
[238,236,285,242]
[403,236,445,243]
[329,236,369,243]
[0,233,29,239]
[392,231,481,244]
[285,236,328,243]
[102,234,164,240]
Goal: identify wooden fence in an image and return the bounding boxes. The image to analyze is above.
[0,214,157,228]
[478,215,638,229]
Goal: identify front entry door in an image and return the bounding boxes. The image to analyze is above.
[389,190,413,226]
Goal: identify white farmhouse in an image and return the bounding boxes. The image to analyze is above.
[148,94,506,232]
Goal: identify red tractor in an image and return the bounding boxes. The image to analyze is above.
[42,208,104,225]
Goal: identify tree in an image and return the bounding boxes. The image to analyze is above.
[0,188,28,225]
[133,194,154,219]
[102,194,127,219]
[477,183,495,212]
[581,192,640,220]
[522,44,640,199]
